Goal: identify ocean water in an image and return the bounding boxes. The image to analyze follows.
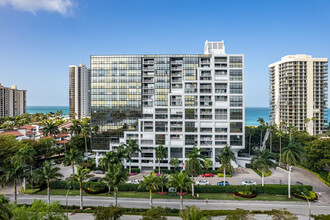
[26,106,329,126]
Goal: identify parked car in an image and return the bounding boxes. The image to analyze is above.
[202,173,214,177]
[94,170,105,174]
[126,180,140,184]
[88,177,101,182]
[241,180,256,185]
[295,181,304,185]
[217,181,229,186]
[195,180,210,185]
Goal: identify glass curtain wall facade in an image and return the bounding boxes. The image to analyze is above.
[91,42,245,170]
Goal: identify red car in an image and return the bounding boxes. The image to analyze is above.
[202,173,214,177]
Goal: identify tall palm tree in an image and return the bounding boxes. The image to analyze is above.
[287,123,295,141]
[251,150,276,186]
[104,163,128,206]
[120,139,140,174]
[157,174,169,193]
[170,158,180,172]
[268,124,277,153]
[81,120,91,155]
[0,161,25,203]
[69,120,81,136]
[99,147,127,170]
[246,128,254,155]
[42,121,59,137]
[35,160,63,204]
[216,145,236,186]
[168,172,192,210]
[304,118,310,131]
[257,117,265,148]
[138,172,159,206]
[282,140,304,169]
[155,144,167,173]
[275,130,285,164]
[180,205,207,220]
[70,165,93,209]
[63,147,83,174]
[311,116,317,132]
[185,145,205,197]
[13,145,35,190]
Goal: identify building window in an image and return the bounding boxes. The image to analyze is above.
[230,70,242,81]
[229,56,242,68]
[230,109,243,120]
[230,96,243,107]
[230,83,242,94]
[185,96,197,106]
[230,122,243,133]
[230,135,242,146]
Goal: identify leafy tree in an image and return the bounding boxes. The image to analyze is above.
[185,145,205,197]
[69,120,81,136]
[11,199,67,220]
[35,160,63,204]
[0,160,25,203]
[282,139,304,169]
[217,145,236,185]
[304,139,330,170]
[257,117,265,147]
[168,172,192,210]
[180,205,208,220]
[142,206,167,220]
[70,166,93,209]
[139,172,159,206]
[38,138,55,159]
[13,145,36,190]
[0,135,22,169]
[225,209,251,220]
[155,144,167,173]
[251,150,276,186]
[68,134,90,152]
[42,121,59,137]
[120,138,140,174]
[93,205,123,220]
[0,194,12,220]
[270,209,298,220]
[170,158,180,172]
[63,147,83,174]
[104,163,128,206]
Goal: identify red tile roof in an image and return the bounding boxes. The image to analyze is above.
[56,133,70,138]
[20,125,35,130]
[0,130,24,137]
[56,140,68,144]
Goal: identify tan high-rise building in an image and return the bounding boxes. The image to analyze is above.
[69,64,91,120]
[0,83,26,118]
[269,55,328,135]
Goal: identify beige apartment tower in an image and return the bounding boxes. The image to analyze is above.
[269,55,328,135]
[69,64,91,120]
[0,83,26,118]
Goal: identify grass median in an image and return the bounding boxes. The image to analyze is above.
[34,189,302,202]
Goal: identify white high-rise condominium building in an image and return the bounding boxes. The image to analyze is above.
[0,83,26,118]
[69,64,91,120]
[91,41,245,171]
[269,55,328,135]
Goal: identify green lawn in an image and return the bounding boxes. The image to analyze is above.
[35,189,302,202]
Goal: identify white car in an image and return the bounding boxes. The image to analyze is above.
[195,180,210,185]
[241,180,257,185]
[126,180,140,184]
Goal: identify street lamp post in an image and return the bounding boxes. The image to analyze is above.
[301,192,311,220]
[288,166,292,199]
[66,186,72,218]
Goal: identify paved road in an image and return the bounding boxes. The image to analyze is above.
[6,194,330,216]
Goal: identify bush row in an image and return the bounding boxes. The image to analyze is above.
[217,173,232,177]
[130,168,141,174]
[195,184,312,194]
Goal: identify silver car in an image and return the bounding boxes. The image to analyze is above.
[126,180,140,184]
[241,180,257,185]
[195,180,210,185]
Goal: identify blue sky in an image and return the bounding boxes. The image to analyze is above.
[0,0,329,107]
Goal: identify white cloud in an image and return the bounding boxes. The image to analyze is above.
[0,0,75,15]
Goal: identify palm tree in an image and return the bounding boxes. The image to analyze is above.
[311,116,317,133]
[120,139,140,174]
[287,123,295,141]
[70,165,93,209]
[63,147,83,174]
[0,161,25,203]
[246,128,254,155]
[104,163,128,206]
[81,120,90,155]
[304,118,310,131]
[251,150,276,186]
[155,144,167,173]
[257,117,265,148]
[35,160,63,204]
[42,121,58,137]
[217,145,236,186]
[180,205,207,220]
[100,147,127,170]
[139,172,159,206]
[268,124,277,153]
[168,172,192,210]
[282,140,304,169]
[157,174,169,193]
[61,127,68,134]
[0,194,12,220]
[170,158,180,172]
[275,130,285,164]
[13,145,35,190]
[185,145,205,197]
[69,120,81,136]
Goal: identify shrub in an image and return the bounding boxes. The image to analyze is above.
[85,182,108,194]
[293,191,318,201]
[217,173,232,177]
[131,168,140,174]
[235,192,257,198]
[21,188,40,194]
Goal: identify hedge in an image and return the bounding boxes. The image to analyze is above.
[195,184,312,194]
[154,169,174,174]
[217,173,232,177]
[130,168,140,174]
